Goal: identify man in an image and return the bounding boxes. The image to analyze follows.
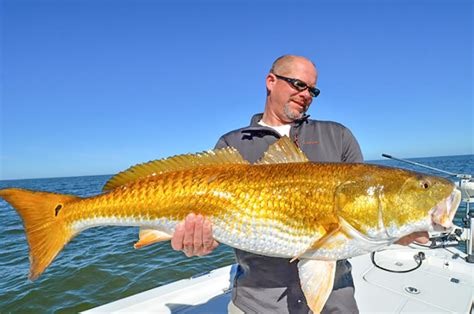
[171,55,429,313]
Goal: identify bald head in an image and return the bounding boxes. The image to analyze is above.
[262,55,318,125]
[270,55,317,76]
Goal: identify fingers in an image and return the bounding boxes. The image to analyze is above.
[193,215,204,251]
[171,213,219,257]
[193,215,220,256]
[200,218,219,256]
[202,219,214,251]
[395,231,430,246]
[171,222,185,251]
[183,213,196,257]
[412,231,429,244]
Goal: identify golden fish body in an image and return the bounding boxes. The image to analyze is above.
[67,162,457,259]
[70,163,343,259]
[0,137,461,313]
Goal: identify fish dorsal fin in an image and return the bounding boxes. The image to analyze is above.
[255,136,309,165]
[103,147,248,191]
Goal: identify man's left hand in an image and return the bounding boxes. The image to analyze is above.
[395,231,430,246]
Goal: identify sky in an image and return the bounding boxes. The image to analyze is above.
[0,0,472,180]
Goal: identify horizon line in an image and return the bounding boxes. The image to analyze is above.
[1,153,472,182]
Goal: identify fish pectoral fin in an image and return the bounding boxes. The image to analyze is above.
[255,136,309,164]
[134,228,172,249]
[310,223,341,250]
[290,224,341,263]
[298,259,336,314]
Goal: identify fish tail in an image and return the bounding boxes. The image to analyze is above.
[0,188,80,280]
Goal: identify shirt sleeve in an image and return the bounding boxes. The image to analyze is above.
[341,127,364,163]
[214,135,230,149]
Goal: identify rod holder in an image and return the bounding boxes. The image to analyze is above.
[466,210,474,263]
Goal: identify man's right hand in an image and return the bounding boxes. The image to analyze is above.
[171,213,219,257]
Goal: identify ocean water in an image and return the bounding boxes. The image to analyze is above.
[0,154,472,313]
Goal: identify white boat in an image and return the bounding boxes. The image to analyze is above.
[83,244,473,313]
[84,158,474,314]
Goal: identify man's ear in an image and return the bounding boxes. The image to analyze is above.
[266,73,277,92]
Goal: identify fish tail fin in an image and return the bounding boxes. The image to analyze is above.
[0,188,80,280]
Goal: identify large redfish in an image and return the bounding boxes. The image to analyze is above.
[0,137,461,313]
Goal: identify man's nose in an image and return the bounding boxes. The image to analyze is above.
[300,88,313,102]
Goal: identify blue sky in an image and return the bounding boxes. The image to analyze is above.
[1,0,472,180]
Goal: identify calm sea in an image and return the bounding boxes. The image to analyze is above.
[1,154,473,313]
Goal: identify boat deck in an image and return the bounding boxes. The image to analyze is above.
[84,245,474,313]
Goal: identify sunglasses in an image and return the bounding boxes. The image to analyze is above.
[273,74,320,98]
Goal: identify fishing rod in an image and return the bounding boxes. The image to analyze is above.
[382,153,474,263]
[381,154,471,179]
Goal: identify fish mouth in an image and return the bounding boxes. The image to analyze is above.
[430,188,461,231]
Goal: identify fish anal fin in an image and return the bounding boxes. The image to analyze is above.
[255,136,309,165]
[134,228,172,249]
[298,259,336,314]
[103,147,248,191]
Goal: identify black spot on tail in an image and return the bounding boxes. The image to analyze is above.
[54,204,63,216]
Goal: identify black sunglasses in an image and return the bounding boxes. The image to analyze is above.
[273,74,320,98]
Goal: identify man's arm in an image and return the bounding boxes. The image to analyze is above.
[341,126,363,163]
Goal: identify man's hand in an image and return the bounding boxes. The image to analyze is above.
[395,231,430,246]
[171,213,219,257]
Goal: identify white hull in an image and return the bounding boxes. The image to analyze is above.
[83,244,474,313]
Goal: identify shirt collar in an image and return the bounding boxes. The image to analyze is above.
[249,113,310,127]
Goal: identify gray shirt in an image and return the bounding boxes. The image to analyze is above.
[215,113,363,314]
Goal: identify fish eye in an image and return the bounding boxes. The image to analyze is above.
[420,181,431,189]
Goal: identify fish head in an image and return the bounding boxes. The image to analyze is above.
[391,173,461,234]
[336,166,461,241]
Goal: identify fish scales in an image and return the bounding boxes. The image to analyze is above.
[62,163,358,257]
[4,161,455,255]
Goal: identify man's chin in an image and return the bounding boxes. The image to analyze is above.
[287,113,304,122]
[284,106,305,121]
